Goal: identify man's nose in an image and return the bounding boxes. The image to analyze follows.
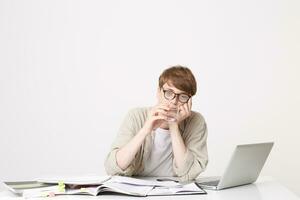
[170,96,179,105]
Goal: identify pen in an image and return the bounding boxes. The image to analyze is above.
[156,178,179,183]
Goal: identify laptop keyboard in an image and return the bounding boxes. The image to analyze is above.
[200,180,220,186]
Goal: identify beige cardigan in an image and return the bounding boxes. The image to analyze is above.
[104,107,208,182]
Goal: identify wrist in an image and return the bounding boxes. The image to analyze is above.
[169,122,179,132]
[140,126,152,136]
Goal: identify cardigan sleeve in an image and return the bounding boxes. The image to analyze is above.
[173,113,208,182]
[104,109,139,176]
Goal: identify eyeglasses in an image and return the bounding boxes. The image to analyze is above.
[162,89,191,103]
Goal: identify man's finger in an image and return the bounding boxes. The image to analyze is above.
[153,115,167,121]
[156,104,170,111]
[188,98,192,110]
[155,109,168,116]
[182,103,189,114]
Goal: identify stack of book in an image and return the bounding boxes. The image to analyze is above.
[3,175,206,198]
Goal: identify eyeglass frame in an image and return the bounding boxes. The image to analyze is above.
[161,88,191,103]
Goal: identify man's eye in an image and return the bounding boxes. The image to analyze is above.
[180,95,189,101]
[166,91,174,96]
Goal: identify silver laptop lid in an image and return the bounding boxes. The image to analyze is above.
[217,142,274,190]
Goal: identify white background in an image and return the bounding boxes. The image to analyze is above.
[0,0,299,196]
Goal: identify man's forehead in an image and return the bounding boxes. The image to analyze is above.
[163,82,186,93]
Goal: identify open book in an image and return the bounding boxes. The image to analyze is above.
[4,175,206,198]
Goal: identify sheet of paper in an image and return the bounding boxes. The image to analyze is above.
[147,187,172,196]
[37,175,111,185]
[107,176,181,187]
[169,183,205,193]
[148,183,206,196]
[22,185,65,198]
[65,186,99,196]
[101,182,153,196]
[64,181,153,196]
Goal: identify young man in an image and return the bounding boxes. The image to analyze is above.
[105,66,208,182]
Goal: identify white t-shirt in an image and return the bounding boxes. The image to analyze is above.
[140,128,174,177]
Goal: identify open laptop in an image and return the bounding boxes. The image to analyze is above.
[197,142,274,190]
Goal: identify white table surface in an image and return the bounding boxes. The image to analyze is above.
[0,177,299,200]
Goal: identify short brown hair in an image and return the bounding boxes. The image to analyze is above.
[159,65,197,96]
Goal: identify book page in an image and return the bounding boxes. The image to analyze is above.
[101,182,153,196]
[148,183,206,196]
[107,176,180,187]
[37,175,111,185]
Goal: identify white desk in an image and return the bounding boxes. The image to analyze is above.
[0,177,299,200]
